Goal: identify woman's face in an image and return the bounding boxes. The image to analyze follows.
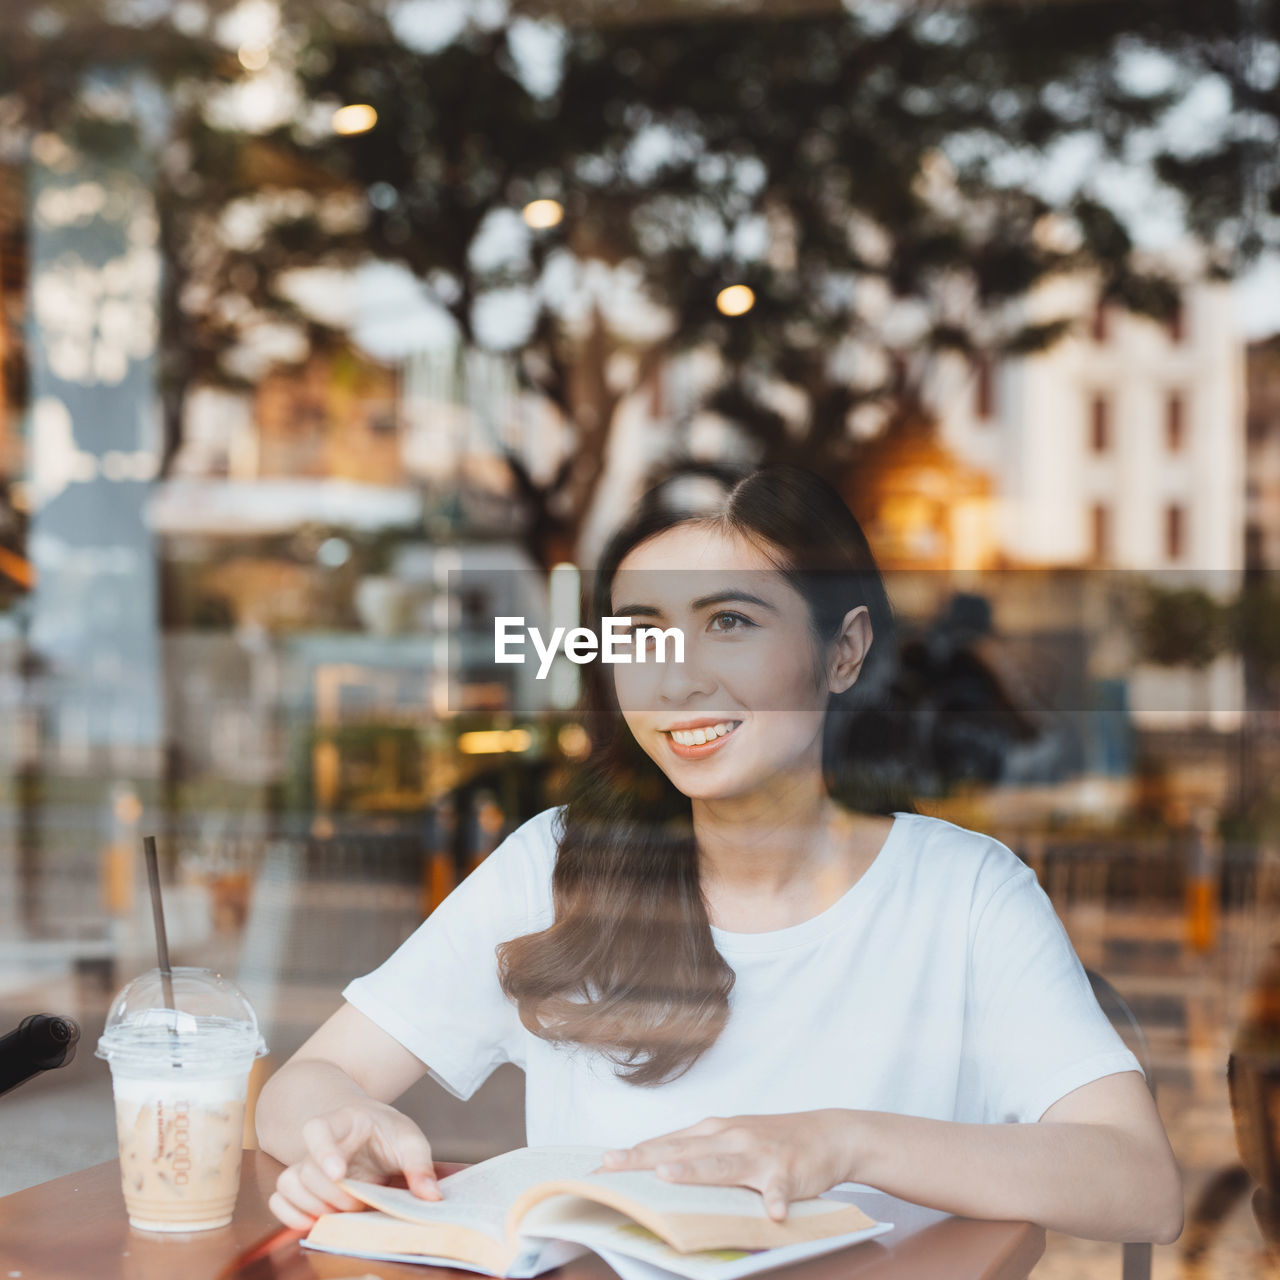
[609,523,871,804]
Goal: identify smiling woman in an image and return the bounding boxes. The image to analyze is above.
[255,464,1183,1249]
[493,465,912,1084]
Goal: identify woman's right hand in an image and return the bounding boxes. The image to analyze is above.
[268,1100,442,1228]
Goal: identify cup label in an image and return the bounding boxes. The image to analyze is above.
[172,1098,191,1185]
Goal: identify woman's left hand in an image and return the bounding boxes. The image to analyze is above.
[598,1110,855,1222]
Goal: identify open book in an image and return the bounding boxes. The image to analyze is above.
[302,1145,891,1278]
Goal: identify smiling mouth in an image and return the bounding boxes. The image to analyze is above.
[662,720,742,749]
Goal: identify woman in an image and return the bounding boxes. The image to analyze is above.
[256,464,1183,1244]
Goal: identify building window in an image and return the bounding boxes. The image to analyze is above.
[1091,299,1108,343]
[1090,393,1110,452]
[975,357,995,420]
[1166,293,1185,344]
[1166,392,1185,452]
[1165,503,1185,561]
[1090,502,1109,563]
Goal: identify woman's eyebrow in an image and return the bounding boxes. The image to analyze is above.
[611,591,781,617]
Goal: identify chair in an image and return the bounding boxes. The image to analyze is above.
[1086,968,1155,1280]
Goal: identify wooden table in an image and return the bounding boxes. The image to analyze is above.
[0,1151,1045,1280]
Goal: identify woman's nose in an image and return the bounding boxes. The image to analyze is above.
[655,635,717,703]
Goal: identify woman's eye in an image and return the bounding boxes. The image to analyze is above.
[708,611,753,634]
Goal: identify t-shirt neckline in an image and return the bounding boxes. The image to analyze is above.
[709,811,910,956]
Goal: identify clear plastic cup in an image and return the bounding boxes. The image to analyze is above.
[95,967,267,1232]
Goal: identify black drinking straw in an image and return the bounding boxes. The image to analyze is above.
[143,835,179,1025]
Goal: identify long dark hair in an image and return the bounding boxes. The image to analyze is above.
[498,463,914,1085]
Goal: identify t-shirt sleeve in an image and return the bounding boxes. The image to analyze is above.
[341,806,562,1101]
[966,859,1144,1125]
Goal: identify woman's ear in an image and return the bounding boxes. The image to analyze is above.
[828,606,873,694]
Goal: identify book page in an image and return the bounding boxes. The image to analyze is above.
[536,1169,863,1222]
[303,1232,589,1277]
[337,1185,508,1242]
[303,1234,503,1275]
[518,1196,893,1280]
[343,1147,609,1240]
[438,1146,610,1203]
[510,1171,876,1254]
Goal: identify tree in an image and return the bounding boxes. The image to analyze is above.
[6,1,1276,563]
[256,0,1212,555]
[1136,583,1230,671]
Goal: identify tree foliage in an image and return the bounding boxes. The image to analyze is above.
[1136,584,1229,671]
[4,1,1280,560]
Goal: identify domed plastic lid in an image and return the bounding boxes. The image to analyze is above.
[96,967,267,1074]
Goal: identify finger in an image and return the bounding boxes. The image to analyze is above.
[303,1109,370,1181]
[298,1157,364,1212]
[657,1154,790,1221]
[269,1188,317,1230]
[602,1118,729,1169]
[604,1140,680,1170]
[761,1179,790,1222]
[277,1164,338,1219]
[605,1134,719,1170]
[392,1123,442,1200]
[656,1149,745,1185]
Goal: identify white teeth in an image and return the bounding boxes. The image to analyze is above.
[669,721,739,747]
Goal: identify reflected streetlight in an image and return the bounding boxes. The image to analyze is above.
[333,104,378,136]
[522,198,564,230]
[716,285,756,316]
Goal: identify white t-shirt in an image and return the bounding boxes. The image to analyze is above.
[343,806,1140,1149]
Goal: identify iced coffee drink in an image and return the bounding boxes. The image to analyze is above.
[113,1072,248,1230]
[97,969,267,1233]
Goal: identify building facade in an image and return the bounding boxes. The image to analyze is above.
[1245,336,1280,573]
[933,275,1244,576]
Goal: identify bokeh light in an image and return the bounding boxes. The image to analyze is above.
[332,104,378,136]
[522,199,565,230]
[237,45,270,72]
[716,284,756,316]
[458,728,533,754]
